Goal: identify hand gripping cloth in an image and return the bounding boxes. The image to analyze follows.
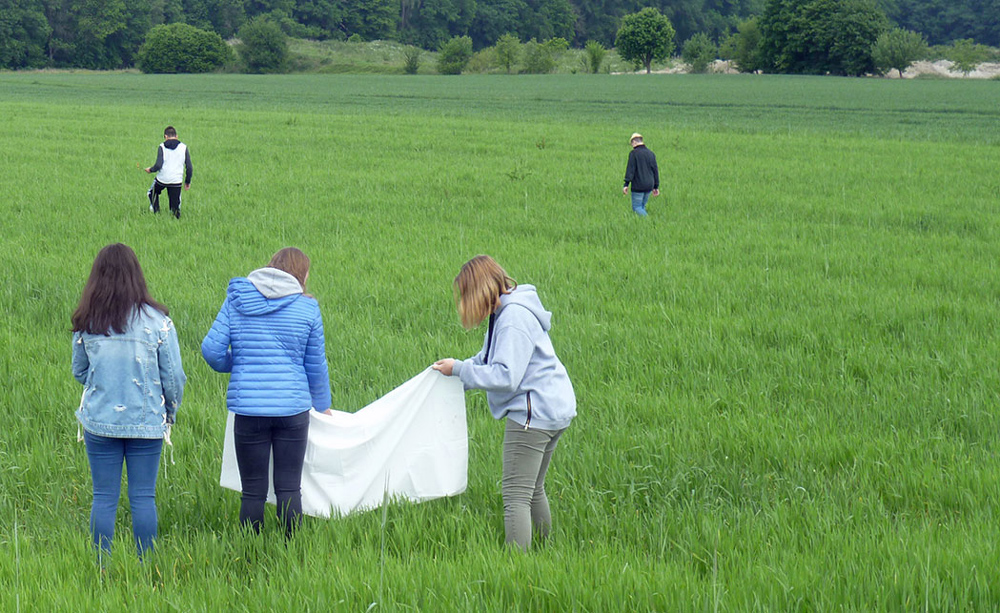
[220,368,467,517]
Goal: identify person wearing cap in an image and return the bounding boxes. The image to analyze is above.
[622,132,659,216]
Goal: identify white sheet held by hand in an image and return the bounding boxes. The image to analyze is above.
[220,368,467,518]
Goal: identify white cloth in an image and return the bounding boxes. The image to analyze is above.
[220,368,467,518]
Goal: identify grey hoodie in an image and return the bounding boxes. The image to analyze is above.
[247,267,303,300]
[452,285,576,430]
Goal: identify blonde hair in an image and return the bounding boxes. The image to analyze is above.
[454,255,516,330]
[268,247,311,292]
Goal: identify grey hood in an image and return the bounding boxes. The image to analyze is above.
[247,267,303,299]
[497,285,551,332]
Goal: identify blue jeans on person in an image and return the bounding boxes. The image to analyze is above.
[84,431,163,558]
[630,190,650,216]
[234,411,310,537]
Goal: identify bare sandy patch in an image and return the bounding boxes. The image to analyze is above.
[617,59,1000,79]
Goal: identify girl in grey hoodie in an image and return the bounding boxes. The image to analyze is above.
[434,255,575,551]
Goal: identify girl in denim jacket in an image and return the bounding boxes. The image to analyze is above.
[72,243,185,559]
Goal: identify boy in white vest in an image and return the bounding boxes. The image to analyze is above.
[145,126,192,219]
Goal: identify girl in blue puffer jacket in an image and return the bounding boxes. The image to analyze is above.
[202,247,332,537]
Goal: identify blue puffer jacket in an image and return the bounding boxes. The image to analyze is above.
[201,268,332,416]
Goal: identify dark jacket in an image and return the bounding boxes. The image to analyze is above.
[624,145,659,192]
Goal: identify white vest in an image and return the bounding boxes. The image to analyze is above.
[157,142,187,184]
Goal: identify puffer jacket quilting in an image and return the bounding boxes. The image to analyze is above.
[201,269,331,416]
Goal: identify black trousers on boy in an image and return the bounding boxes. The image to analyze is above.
[148,180,182,218]
[233,411,310,537]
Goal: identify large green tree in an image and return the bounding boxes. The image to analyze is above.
[104,0,153,68]
[807,0,888,75]
[147,0,185,28]
[615,7,675,74]
[494,32,520,72]
[287,0,338,39]
[731,16,765,73]
[469,0,526,48]
[871,27,926,77]
[760,0,888,76]
[948,38,990,76]
[183,0,246,39]
[574,0,763,48]
[520,0,575,42]
[57,0,126,68]
[881,0,1000,47]
[39,0,150,69]
[0,0,51,68]
[339,0,395,40]
[400,0,475,50]
[244,0,293,18]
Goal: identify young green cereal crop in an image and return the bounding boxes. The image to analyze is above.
[1,72,999,610]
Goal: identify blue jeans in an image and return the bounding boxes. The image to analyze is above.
[234,411,310,536]
[630,190,650,216]
[84,431,162,557]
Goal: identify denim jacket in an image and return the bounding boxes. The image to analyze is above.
[73,305,186,438]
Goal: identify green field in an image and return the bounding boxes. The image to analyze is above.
[1,72,999,610]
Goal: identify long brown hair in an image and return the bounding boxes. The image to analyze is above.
[454,255,516,330]
[268,247,311,293]
[71,243,167,335]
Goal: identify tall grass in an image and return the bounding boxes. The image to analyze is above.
[285,39,643,75]
[1,73,999,609]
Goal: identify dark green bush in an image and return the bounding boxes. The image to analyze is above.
[237,17,288,74]
[682,33,717,73]
[403,47,421,74]
[138,24,233,74]
[583,40,607,73]
[521,39,555,74]
[437,36,473,75]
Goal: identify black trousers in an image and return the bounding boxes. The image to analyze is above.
[148,180,182,217]
[233,411,310,536]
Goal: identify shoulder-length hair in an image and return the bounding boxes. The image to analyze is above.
[454,255,516,330]
[71,243,167,335]
[268,247,311,293]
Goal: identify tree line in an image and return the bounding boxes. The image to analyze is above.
[1,0,997,71]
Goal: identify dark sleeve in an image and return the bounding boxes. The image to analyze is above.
[652,152,659,190]
[185,148,193,185]
[624,151,636,187]
[149,145,163,173]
